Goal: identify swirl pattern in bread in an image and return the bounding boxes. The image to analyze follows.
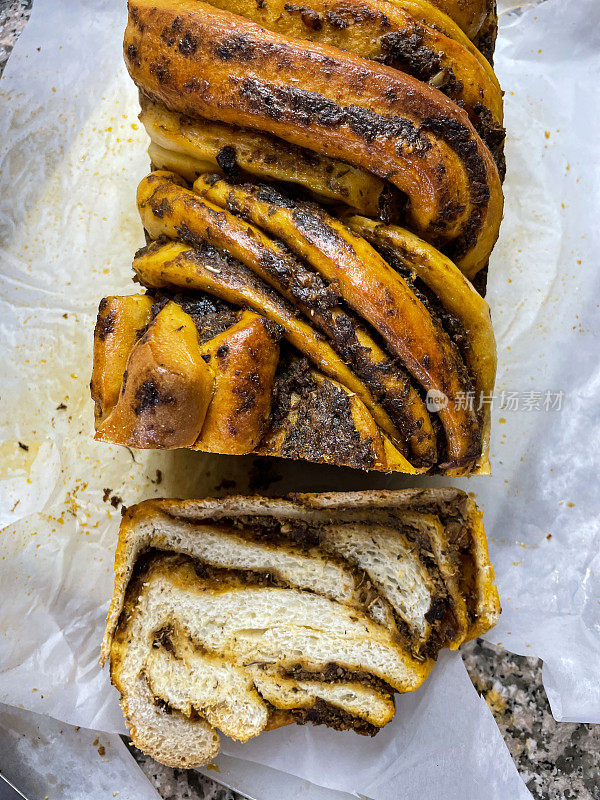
[103,489,500,767]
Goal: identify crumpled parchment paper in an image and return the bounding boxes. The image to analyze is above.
[0,0,598,796]
[0,702,161,800]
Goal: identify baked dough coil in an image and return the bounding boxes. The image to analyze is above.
[124,0,503,278]
[91,169,495,473]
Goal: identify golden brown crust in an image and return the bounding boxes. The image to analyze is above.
[463,497,501,637]
[194,176,481,467]
[197,0,503,158]
[91,168,498,472]
[195,311,280,454]
[91,288,420,471]
[133,240,405,450]
[138,170,437,464]
[91,170,498,471]
[141,96,391,215]
[419,0,492,40]
[91,294,153,423]
[124,0,503,276]
[344,214,496,472]
[91,0,503,474]
[92,296,282,454]
[95,301,214,448]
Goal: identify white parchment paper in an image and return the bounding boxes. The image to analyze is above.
[0,702,161,800]
[0,0,598,796]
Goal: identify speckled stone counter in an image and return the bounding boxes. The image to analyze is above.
[0,0,29,72]
[1,2,599,798]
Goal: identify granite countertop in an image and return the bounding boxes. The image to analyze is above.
[1,1,599,798]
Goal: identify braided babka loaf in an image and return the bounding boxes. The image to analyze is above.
[102,490,500,767]
[91,0,503,473]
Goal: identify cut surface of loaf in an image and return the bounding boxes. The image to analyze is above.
[104,489,500,768]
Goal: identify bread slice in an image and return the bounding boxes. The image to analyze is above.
[103,489,499,768]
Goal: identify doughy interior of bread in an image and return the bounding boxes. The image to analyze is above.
[106,491,500,768]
